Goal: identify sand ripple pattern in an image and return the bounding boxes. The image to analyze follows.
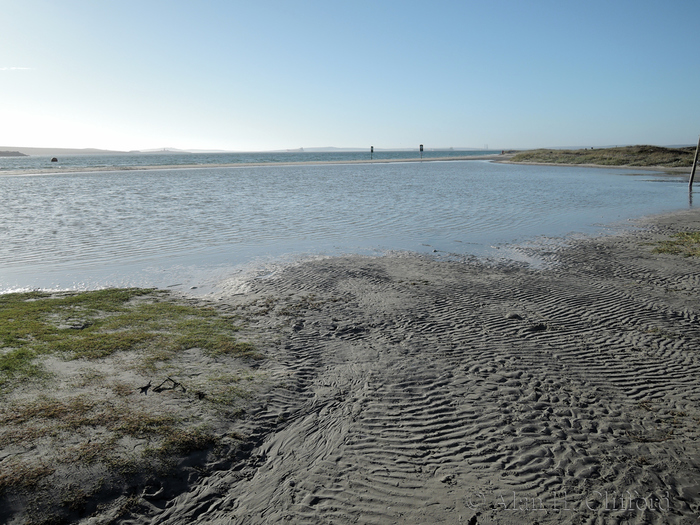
[125,211,700,525]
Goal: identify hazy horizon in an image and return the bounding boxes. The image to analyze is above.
[2,1,699,152]
[2,144,695,157]
[0,145,497,156]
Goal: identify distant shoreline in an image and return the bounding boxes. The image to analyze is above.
[0,153,514,176]
[504,145,696,174]
[500,159,693,174]
[0,151,27,157]
[2,147,694,176]
[0,146,495,156]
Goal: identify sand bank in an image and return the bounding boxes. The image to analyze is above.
[3,209,700,524]
[0,154,514,177]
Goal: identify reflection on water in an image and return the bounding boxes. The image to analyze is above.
[0,160,690,294]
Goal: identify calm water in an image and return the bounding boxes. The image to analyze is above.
[0,158,691,295]
[0,149,495,173]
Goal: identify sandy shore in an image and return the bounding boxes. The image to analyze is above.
[499,159,694,174]
[3,208,700,524]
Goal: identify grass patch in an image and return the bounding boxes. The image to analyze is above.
[0,348,48,387]
[54,331,160,359]
[1,395,100,427]
[652,232,700,257]
[198,372,257,416]
[117,412,179,438]
[0,288,260,393]
[61,440,117,465]
[510,145,695,167]
[0,395,182,447]
[0,288,265,524]
[0,459,55,494]
[0,393,216,495]
[207,383,252,407]
[152,427,220,457]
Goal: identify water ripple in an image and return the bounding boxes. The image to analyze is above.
[0,161,689,292]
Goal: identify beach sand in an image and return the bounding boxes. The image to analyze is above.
[3,208,700,524]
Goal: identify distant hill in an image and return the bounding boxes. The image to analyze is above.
[0,150,28,157]
[136,148,231,154]
[2,145,492,156]
[0,146,128,156]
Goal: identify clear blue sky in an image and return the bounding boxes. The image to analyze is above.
[1,0,699,151]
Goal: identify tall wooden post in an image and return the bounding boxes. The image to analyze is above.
[689,135,700,191]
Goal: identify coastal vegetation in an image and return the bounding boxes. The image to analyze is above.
[510,145,695,168]
[652,231,700,257]
[0,288,263,523]
[0,288,258,392]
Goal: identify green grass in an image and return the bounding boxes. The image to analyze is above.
[0,288,260,393]
[0,348,47,383]
[652,231,700,257]
[510,145,695,167]
[0,288,265,523]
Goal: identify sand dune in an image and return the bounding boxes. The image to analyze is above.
[85,209,700,525]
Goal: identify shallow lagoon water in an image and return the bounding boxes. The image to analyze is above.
[0,149,496,173]
[0,159,692,295]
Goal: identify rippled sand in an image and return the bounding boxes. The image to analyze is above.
[3,209,700,524]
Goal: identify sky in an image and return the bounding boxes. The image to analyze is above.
[1,0,699,152]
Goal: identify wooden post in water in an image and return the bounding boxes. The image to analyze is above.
[689,135,700,191]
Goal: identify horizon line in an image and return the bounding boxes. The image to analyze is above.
[1,143,695,155]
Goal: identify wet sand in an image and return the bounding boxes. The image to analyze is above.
[3,208,700,524]
[143,209,700,524]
